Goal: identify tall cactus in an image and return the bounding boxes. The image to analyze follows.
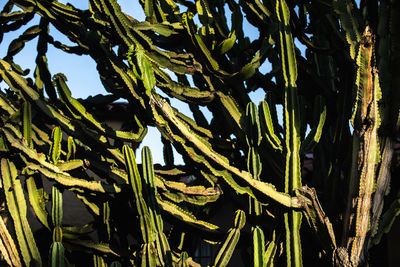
[275,0,303,265]
[0,0,399,266]
[48,126,66,267]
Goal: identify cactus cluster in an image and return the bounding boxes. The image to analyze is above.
[0,0,400,266]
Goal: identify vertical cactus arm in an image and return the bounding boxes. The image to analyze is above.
[300,96,327,154]
[66,136,76,161]
[143,0,155,22]
[93,254,107,267]
[35,18,56,99]
[122,145,154,244]
[196,0,213,26]
[259,100,282,152]
[212,210,246,267]
[245,102,262,187]
[276,0,301,193]
[1,159,42,266]
[333,0,361,59]
[141,147,173,266]
[53,73,85,120]
[376,0,390,100]
[265,230,278,267]
[155,232,173,267]
[344,27,381,266]
[22,101,32,147]
[244,102,263,215]
[135,45,156,97]
[140,243,157,267]
[244,102,261,147]
[252,226,266,267]
[276,0,302,265]
[276,0,297,89]
[142,147,162,231]
[49,242,65,267]
[49,126,62,165]
[213,229,239,267]
[162,136,174,167]
[123,145,143,202]
[0,216,23,267]
[283,211,302,267]
[51,186,63,229]
[101,201,112,242]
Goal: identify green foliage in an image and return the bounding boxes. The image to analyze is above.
[0,0,399,266]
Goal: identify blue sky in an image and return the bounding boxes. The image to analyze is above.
[0,1,283,164]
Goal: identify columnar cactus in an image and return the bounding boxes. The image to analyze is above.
[0,0,399,266]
